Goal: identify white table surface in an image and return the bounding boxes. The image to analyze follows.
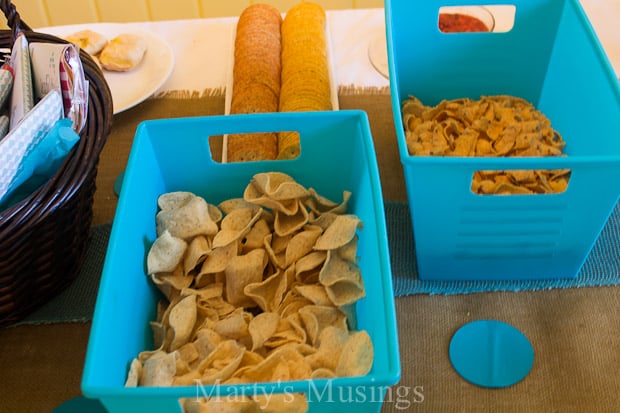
[40,3,619,97]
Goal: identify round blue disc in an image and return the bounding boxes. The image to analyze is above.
[53,396,107,413]
[449,320,534,388]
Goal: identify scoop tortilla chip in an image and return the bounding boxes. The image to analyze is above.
[319,250,366,306]
[197,339,246,385]
[125,358,142,387]
[285,225,322,267]
[240,345,311,382]
[263,316,307,348]
[314,214,362,250]
[335,330,374,377]
[244,181,301,215]
[157,191,195,211]
[298,305,348,346]
[305,325,349,371]
[147,230,188,274]
[151,265,193,300]
[244,269,288,312]
[198,242,238,282]
[251,172,309,200]
[242,219,272,253]
[294,284,332,306]
[184,235,211,275]
[168,294,198,351]
[225,248,268,307]
[157,196,219,239]
[213,309,252,341]
[305,189,351,216]
[248,312,281,351]
[213,207,263,248]
[274,202,309,236]
[139,351,177,386]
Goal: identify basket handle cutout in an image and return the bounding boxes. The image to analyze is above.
[470,168,571,195]
[438,5,515,33]
[212,130,302,164]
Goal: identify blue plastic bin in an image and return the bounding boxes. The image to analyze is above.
[386,0,620,281]
[81,111,401,412]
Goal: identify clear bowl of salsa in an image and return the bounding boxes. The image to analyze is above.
[438,6,495,33]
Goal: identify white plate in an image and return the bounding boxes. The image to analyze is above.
[39,23,174,114]
[368,30,389,80]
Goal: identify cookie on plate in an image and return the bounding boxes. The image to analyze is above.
[99,34,147,72]
[65,29,108,55]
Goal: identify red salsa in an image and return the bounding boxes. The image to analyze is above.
[439,13,490,32]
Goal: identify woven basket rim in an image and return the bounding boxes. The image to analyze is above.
[0,29,113,227]
[0,0,114,326]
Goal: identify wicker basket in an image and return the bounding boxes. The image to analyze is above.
[0,0,113,326]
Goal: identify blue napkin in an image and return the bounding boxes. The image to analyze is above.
[0,117,79,209]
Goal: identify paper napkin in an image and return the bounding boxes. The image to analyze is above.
[9,32,34,131]
[29,42,88,133]
[0,89,64,203]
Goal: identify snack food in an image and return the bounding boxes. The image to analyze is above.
[226,2,333,162]
[99,33,147,72]
[278,2,332,159]
[227,4,282,162]
[64,29,108,55]
[126,173,373,411]
[402,95,570,194]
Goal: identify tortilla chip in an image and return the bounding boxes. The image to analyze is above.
[157,196,219,239]
[319,250,366,306]
[248,311,281,351]
[225,248,268,307]
[244,269,288,312]
[335,330,374,377]
[184,235,211,275]
[147,230,188,274]
[298,305,348,346]
[139,351,177,386]
[168,294,198,351]
[314,214,362,250]
[197,339,246,385]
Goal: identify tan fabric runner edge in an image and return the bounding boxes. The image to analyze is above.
[152,85,392,100]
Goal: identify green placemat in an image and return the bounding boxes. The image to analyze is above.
[11,223,111,326]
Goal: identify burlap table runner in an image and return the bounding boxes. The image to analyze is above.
[1,90,619,413]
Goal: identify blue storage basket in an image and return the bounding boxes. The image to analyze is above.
[386,0,620,280]
[81,110,400,413]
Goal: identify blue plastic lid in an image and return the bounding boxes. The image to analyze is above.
[53,396,107,413]
[449,320,534,388]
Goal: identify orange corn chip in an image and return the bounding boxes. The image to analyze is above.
[402,95,569,194]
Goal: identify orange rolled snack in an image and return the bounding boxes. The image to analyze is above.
[227,4,282,162]
[278,2,332,160]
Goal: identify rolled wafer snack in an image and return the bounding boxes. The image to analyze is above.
[226,4,282,162]
[278,2,331,160]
